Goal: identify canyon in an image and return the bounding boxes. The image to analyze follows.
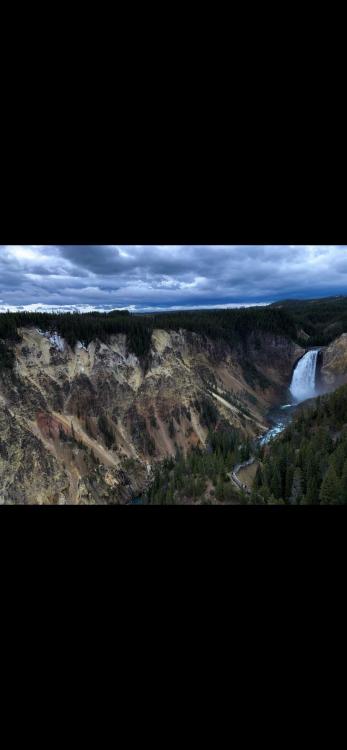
[2,315,347,505]
[0,325,302,504]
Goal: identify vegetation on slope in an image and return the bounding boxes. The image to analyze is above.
[272,296,347,346]
[148,383,347,505]
[0,316,20,368]
[147,424,251,504]
[150,307,297,345]
[0,306,297,369]
[0,340,15,369]
[252,384,347,504]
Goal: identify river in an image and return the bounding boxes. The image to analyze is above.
[128,350,321,501]
[259,349,320,446]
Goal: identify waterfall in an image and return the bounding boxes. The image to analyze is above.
[290,350,319,403]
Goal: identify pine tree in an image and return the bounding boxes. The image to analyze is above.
[290,467,303,505]
[319,465,341,505]
[270,462,282,499]
[305,473,320,504]
[330,444,346,477]
[253,464,263,490]
[284,465,294,503]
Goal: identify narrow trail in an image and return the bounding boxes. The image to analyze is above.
[229,458,255,496]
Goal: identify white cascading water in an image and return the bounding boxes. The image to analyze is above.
[290,350,319,403]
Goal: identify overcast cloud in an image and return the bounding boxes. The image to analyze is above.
[0,245,347,311]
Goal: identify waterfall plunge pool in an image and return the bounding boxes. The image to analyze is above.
[259,349,321,446]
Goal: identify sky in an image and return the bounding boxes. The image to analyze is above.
[0,245,347,312]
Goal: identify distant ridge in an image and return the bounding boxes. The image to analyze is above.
[0,301,272,314]
[0,303,135,314]
[271,295,347,307]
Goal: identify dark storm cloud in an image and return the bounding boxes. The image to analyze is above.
[58,245,130,274]
[1,245,347,310]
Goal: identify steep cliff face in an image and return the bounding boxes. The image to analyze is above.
[235,331,303,397]
[320,333,347,391]
[0,327,302,504]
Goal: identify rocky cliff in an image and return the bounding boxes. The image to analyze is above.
[0,327,302,504]
[320,333,347,391]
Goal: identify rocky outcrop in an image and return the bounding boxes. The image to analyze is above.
[320,333,347,391]
[0,326,303,504]
[0,405,68,504]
